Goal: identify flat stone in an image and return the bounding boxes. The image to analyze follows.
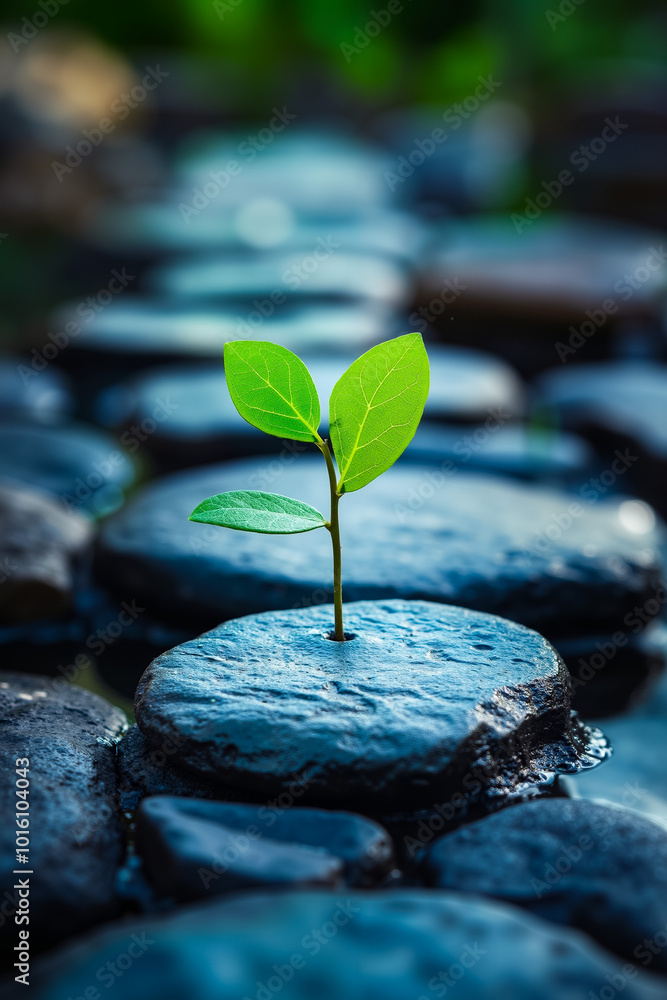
[424,798,667,970]
[13,890,667,1000]
[116,724,243,809]
[405,421,592,483]
[0,357,71,422]
[0,673,127,955]
[553,620,666,718]
[54,298,393,366]
[134,600,604,817]
[136,796,394,895]
[146,250,410,309]
[567,646,667,827]
[136,796,344,900]
[0,422,137,518]
[88,201,425,262]
[97,458,662,634]
[0,480,91,624]
[422,215,667,320]
[536,360,667,515]
[98,346,523,470]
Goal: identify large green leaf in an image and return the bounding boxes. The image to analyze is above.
[329,333,430,493]
[189,491,327,534]
[224,341,321,443]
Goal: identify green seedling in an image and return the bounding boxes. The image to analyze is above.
[189,334,430,641]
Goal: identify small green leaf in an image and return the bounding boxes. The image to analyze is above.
[224,341,321,443]
[189,491,327,534]
[330,333,430,493]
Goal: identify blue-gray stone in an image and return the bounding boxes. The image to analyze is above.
[116,724,245,809]
[0,673,127,957]
[0,480,91,624]
[134,600,605,815]
[54,298,394,365]
[536,361,667,514]
[97,345,523,469]
[424,798,667,970]
[135,796,393,899]
[567,645,667,827]
[97,458,662,633]
[0,358,71,422]
[405,421,591,483]
[136,796,344,900]
[11,890,667,1000]
[146,250,410,309]
[0,422,137,517]
[88,201,425,263]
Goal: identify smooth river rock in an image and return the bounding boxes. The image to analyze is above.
[96,458,662,635]
[536,360,667,515]
[136,796,394,895]
[0,422,137,518]
[9,890,667,1000]
[0,674,127,958]
[0,480,91,624]
[134,600,606,819]
[134,797,394,901]
[424,798,667,970]
[97,345,523,470]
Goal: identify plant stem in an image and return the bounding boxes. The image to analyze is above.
[319,440,344,641]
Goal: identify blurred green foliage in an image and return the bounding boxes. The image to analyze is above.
[2,0,665,107]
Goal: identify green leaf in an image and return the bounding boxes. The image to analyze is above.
[224,341,321,443]
[189,491,327,534]
[329,333,430,493]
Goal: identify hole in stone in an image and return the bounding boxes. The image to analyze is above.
[324,631,357,642]
[473,643,493,650]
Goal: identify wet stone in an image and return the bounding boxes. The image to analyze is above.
[134,796,394,901]
[0,480,91,624]
[145,250,410,310]
[98,345,523,471]
[0,422,137,518]
[96,457,662,635]
[136,796,395,895]
[0,673,127,958]
[536,360,667,516]
[404,421,592,485]
[88,200,425,264]
[13,889,667,1000]
[136,796,343,901]
[54,298,394,375]
[116,724,244,810]
[0,357,71,422]
[424,798,667,971]
[567,647,667,828]
[133,600,604,819]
